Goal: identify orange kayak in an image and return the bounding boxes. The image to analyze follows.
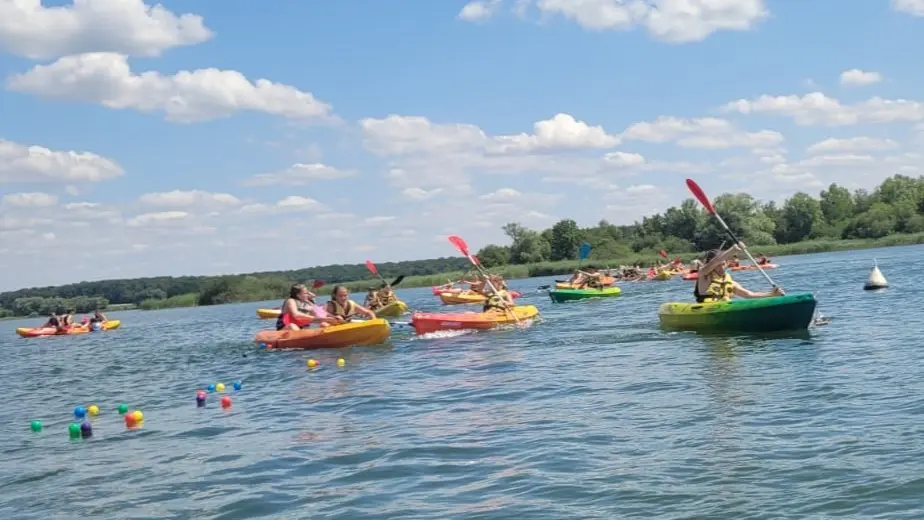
[410,306,539,335]
[17,320,121,338]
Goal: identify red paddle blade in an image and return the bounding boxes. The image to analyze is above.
[448,235,470,256]
[659,249,668,258]
[365,259,378,276]
[686,178,716,215]
[312,280,325,289]
[472,254,481,265]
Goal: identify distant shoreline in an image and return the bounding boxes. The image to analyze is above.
[3,233,921,321]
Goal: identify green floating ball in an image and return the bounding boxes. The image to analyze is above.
[68,423,81,439]
[118,404,128,414]
[30,420,42,433]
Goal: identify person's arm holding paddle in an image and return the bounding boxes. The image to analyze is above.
[731,282,784,299]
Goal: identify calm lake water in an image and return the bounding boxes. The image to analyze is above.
[2,245,923,519]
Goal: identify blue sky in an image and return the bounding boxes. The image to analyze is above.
[1,0,924,290]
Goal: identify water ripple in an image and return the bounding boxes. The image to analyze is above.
[2,246,924,518]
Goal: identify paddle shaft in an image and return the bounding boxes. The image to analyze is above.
[464,254,521,324]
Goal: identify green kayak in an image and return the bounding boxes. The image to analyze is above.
[658,292,817,332]
[549,286,622,303]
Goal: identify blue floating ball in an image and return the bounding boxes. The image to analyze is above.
[74,406,87,419]
[232,381,242,391]
[207,384,216,393]
[259,343,266,349]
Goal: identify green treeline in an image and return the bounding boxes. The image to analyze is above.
[472,175,924,267]
[0,257,472,318]
[1,174,922,318]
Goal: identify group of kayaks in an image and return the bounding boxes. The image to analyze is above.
[249,257,818,351]
[16,320,122,338]
[253,285,541,350]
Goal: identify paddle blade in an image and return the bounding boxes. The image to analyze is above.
[471,254,481,266]
[686,178,715,214]
[659,249,668,258]
[390,275,405,286]
[313,304,328,319]
[579,242,591,260]
[365,260,378,276]
[311,280,325,289]
[448,235,470,256]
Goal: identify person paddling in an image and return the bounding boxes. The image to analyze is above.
[694,243,784,303]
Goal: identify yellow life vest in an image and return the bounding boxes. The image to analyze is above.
[483,291,509,312]
[694,273,735,303]
[328,300,356,319]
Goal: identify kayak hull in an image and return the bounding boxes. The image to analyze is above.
[652,271,674,281]
[549,287,622,302]
[410,305,539,335]
[256,308,280,319]
[17,320,122,338]
[658,293,817,332]
[374,300,409,318]
[254,319,391,350]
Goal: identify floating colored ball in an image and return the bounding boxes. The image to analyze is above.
[232,381,242,391]
[88,404,100,416]
[337,358,345,367]
[73,406,86,419]
[216,383,225,392]
[207,384,216,393]
[30,420,42,433]
[118,403,128,414]
[124,413,137,428]
[68,422,81,439]
[307,359,317,368]
[132,410,144,422]
[221,396,232,408]
[80,421,92,438]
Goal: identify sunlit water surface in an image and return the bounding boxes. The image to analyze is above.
[2,246,923,519]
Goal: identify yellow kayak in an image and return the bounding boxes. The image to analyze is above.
[256,308,281,319]
[372,300,409,318]
[653,271,674,281]
[254,319,391,350]
[439,290,487,305]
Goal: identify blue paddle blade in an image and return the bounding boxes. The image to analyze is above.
[579,242,592,260]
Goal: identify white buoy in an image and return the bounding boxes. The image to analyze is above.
[863,259,888,290]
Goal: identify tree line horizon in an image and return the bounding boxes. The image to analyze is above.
[2,175,920,317]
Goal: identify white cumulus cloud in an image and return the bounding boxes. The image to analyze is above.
[493,0,768,43]
[242,163,354,186]
[458,0,501,21]
[7,52,335,124]
[721,92,924,126]
[0,138,123,182]
[806,137,898,155]
[138,190,242,209]
[0,0,212,59]
[1,192,58,208]
[839,69,882,86]
[893,0,924,16]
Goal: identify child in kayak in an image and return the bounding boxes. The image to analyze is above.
[364,287,382,310]
[483,286,515,312]
[326,285,377,322]
[276,284,341,330]
[695,243,784,303]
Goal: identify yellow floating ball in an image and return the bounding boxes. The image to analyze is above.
[337,358,345,367]
[133,410,144,422]
[87,405,100,416]
[216,383,225,392]
[307,359,318,368]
